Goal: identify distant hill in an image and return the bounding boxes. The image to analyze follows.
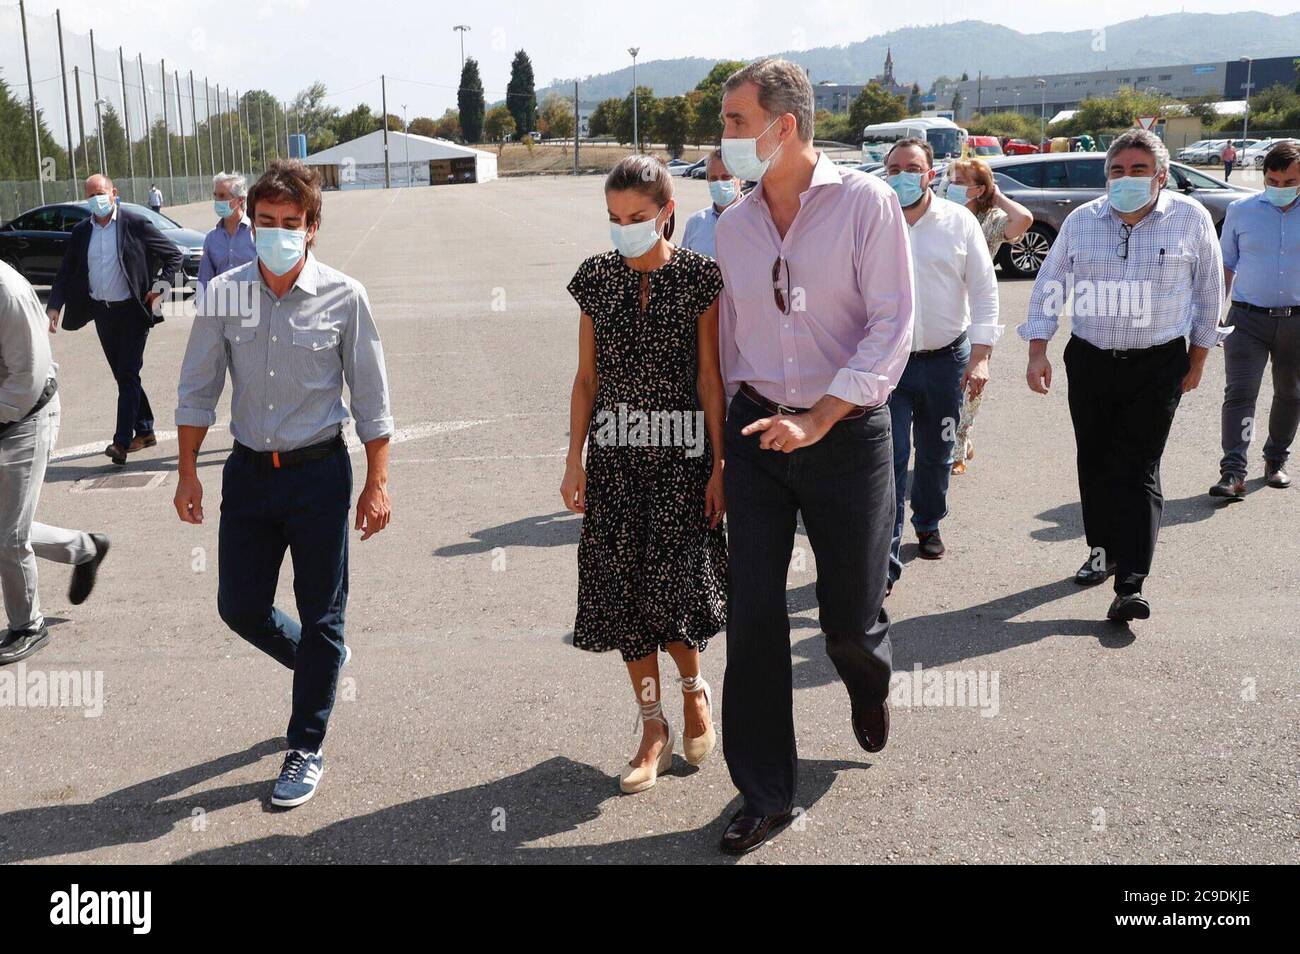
[538,12,1300,101]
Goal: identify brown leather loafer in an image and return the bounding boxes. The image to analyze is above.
[851,697,890,753]
[1208,474,1246,499]
[128,433,158,452]
[916,530,945,559]
[1265,463,1291,489]
[720,809,794,855]
[104,443,128,466]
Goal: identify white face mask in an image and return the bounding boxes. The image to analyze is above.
[610,207,663,258]
[721,117,783,181]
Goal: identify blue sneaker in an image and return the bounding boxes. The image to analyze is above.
[271,750,324,808]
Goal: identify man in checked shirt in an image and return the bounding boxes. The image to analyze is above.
[1020,129,1223,625]
[174,160,393,808]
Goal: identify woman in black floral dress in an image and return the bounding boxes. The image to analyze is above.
[561,155,728,794]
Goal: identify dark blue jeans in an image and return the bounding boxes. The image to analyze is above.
[888,337,969,583]
[92,301,154,449]
[217,443,351,753]
[722,391,894,816]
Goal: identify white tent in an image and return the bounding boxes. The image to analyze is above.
[305,130,498,188]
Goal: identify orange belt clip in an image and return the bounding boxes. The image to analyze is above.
[271,451,281,469]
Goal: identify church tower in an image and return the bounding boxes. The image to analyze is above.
[883,47,895,87]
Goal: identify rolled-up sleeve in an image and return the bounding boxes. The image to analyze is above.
[342,283,394,442]
[964,213,1003,347]
[174,291,228,427]
[828,187,915,408]
[0,273,52,423]
[1189,207,1226,349]
[1019,213,1075,342]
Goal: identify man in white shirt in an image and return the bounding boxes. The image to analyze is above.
[148,184,163,213]
[679,149,742,258]
[883,138,1000,589]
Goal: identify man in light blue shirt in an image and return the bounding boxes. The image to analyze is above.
[679,149,742,259]
[197,172,256,294]
[1212,141,1300,497]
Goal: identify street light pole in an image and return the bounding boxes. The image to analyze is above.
[453,25,471,74]
[628,47,640,152]
[1240,57,1254,142]
[402,104,411,186]
[1036,78,1046,147]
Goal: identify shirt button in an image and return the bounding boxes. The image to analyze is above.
[264,438,271,444]
[787,357,793,363]
[269,370,275,376]
[268,404,274,410]
[272,335,278,342]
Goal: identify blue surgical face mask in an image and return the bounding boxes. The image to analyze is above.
[721,117,782,182]
[1263,184,1299,207]
[947,183,970,205]
[214,199,235,218]
[709,179,739,207]
[254,226,307,276]
[1108,175,1156,214]
[887,171,925,208]
[610,208,663,259]
[88,193,114,217]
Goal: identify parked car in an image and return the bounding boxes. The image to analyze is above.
[1176,140,1213,162]
[942,152,1257,278]
[666,158,694,176]
[0,200,204,291]
[967,135,1004,157]
[1245,138,1299,169]
[1003,139,1039,155]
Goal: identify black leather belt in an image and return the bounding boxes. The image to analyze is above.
[911,331,968,357]
[233,434,344,469]
[1233,301,1298,319]
[739,383,867,420]
[1072,334,1185,359]
[0,378,56,439]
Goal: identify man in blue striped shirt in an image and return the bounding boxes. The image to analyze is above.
[1211,141,1300,499]
[1020,129,1223,624]
[197,172,257,294]
[174,160,393,808]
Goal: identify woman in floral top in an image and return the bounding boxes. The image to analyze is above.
[946,158,1033,474]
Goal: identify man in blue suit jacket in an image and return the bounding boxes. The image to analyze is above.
[47,174,183,465]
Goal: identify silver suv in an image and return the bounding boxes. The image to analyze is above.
[943,152,1258,278]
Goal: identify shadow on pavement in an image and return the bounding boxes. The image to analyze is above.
[176,754,863,864]
[1029,490,1233,543]
[0,737,282,864]
[434,510,582,556]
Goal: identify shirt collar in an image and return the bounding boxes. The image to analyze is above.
[291,252,321,296]
[751,150,843,209]
[216,214,253,231]
[91,204,118,229]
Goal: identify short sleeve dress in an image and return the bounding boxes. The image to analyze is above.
[566,247,727,663]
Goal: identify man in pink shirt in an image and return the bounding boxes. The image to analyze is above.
[713,58,915,855]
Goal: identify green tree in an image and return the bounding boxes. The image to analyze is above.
[965,111,1038,141]
[616,87,658,147]
[483,104,516,142]
[458,58,486,143]
[588,98,620,138]
[695,60,746,91]
[538,94,575,139]
[432,109,461,140]
[331,104,378,145]
[292,81,341,154]
[408,116,438,138]
[655,96,692,157]
[908,83,922,114]
[848,82,907,139]
[688,60,745,146]
[506,49,537,136]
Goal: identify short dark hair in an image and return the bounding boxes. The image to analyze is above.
[886,137,934,168]
[1263,140,1300,174]
[248,160,323,247]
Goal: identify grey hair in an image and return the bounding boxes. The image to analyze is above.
[724,57,814,143]
[213,171,248,198]
[1106,129,1169,177]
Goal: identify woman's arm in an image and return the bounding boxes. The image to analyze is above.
[561,312,598,513]
[993,187,1034,242]
[697,297,727,526]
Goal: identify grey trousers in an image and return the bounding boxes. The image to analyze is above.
[0,393,95,632]
[1220,305,1300,478]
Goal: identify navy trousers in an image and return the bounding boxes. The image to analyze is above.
[722,391,894,816]
[91,301,154,449]
[217,442,352,752]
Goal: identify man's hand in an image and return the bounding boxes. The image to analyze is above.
[143,291,161,314]
[1026,341,1052,394]
[47,307,60,334]
[355,480,391,540]
[742,412,827,453]
[174,474,204,524]
[1182,348,1209,393]
[962,344,993,397]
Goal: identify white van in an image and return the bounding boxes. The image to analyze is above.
[861,117,967,163]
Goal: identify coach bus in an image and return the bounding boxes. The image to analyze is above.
[861,117,968,163]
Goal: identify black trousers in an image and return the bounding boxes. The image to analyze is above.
[722,391,894,816]
[91,300,153,449]
[1063,335,1189,595]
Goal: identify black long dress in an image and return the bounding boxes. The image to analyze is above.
[566,246,728,663]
